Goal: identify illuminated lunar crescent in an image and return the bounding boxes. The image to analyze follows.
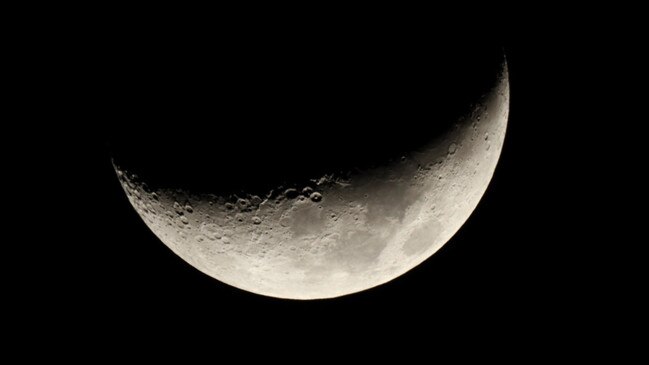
[114,62,509,299]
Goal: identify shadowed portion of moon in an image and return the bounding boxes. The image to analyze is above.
[107,43,504,196]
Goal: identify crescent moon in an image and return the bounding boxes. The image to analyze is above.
[114,62,509,299]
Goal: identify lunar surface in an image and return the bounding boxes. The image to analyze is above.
[114,63,509,299]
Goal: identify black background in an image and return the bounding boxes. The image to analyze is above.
[13,14,632,352]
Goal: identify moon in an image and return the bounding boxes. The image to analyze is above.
[113,60,509,299]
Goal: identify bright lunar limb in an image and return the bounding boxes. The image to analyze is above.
[114,63,509,299]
